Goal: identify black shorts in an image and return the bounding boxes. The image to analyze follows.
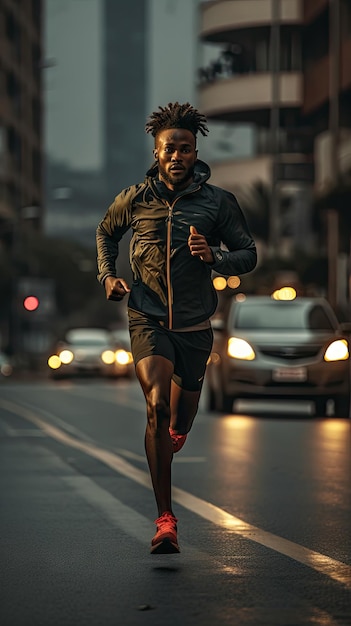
[128,309,213,391]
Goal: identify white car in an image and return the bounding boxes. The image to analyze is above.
[47,327,133,379]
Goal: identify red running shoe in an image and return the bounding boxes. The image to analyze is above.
[150,511,180,554]
[169,428,187,453]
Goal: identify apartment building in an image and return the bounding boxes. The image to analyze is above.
[0,0,44,229]
[304,0,351,306]
[198,0,351,304]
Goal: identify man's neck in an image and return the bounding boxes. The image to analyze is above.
[158,176,193,193]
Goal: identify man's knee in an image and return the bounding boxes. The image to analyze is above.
[146,395,170,429]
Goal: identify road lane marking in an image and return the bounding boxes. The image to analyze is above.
[64,383,146,411]
[61,474,223,567]
[59,475,351,624]
[116,448,206,464]
[1,397,350,589]
[62,474,154,542]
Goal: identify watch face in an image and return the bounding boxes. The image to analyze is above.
[215,250,223,261]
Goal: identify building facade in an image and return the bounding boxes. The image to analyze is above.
[0,0,44,354]
[0,0,44,229]
[45,0,148,263]
[198,0,351,306]
[304,0,351,308]
[103,0,148,200]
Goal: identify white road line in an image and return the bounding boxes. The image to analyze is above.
[0,419,45,437]
[62,474,154,544]
[116,448,206,464]
[61,474,214,566]
[0,419,19,436]
[65,384,146,411]
[1,397,350,589]
[59,476,351,623]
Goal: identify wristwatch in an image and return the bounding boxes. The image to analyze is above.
[214,249,224,262]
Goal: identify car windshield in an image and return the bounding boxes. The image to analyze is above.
[233,303,335,331]
[69,338,108,347]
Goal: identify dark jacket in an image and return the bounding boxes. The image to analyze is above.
[96,159,257,329]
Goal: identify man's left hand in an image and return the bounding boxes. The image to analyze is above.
[188,225,214,263]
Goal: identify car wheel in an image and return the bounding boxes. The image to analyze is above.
[219,388,234,413]
[333,393,350,418]
[314,398,327,417]
[207,385,217,411]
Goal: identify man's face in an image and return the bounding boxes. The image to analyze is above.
[154,128,197,190]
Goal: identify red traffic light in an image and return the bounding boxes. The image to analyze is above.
[23,295,39,311]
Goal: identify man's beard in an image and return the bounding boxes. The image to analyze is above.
[158,164,195,188]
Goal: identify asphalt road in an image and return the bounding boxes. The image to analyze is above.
[0,377,350,626]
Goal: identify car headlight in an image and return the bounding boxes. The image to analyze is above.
[207,352,221,365]
[1,363,13,376]
[227,337,256,360]
[48,355,62,369]
[324,339,349,362]
[101,350,116,364]
[115,349,133,365]
[59,349,74,364]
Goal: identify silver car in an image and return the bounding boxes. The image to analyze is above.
[47,327,132,379]
[206,296,350,417]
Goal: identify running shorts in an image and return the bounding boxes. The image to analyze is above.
[128,308,213,391]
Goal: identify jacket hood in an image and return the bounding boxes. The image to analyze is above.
[146,158,211,186]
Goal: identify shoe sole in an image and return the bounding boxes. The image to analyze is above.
[169,430,187,454]
[173,440,186,453]
[150,538,180,554]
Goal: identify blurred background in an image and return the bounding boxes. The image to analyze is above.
[0,0,350,373]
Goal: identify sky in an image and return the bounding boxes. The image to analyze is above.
[44,0,200,171]
[44,0,252,171]
[44,0,103,170]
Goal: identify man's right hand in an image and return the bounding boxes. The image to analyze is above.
[104,276,131,301]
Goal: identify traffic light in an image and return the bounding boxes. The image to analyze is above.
[23,295,40,311]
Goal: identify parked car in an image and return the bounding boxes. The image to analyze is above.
[206,296,350,416]
[110,328,134,379]
[47,327,133,379]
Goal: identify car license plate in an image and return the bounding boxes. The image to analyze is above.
[273,367,307,382]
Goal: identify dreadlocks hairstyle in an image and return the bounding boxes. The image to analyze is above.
[145,102,209,139]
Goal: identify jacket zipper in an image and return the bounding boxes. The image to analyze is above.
[165,200,175,329]
[165,186,200,329]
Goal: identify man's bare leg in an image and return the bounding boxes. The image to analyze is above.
[135,355,175,516]
[170,379,202,435]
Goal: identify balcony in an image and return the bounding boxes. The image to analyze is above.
[209,155,272,191]
[199,72,302,124]
[304,0,328,23]
[200,0,302,42]
[209,152,313,193]
[304,39,351,115]
[315,130,351,195]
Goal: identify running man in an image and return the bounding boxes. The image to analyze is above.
[96,102,257,553]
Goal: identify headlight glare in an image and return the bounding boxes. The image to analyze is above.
[101,350,116,364]
[115,349,133,365]
[48,355,62,369]
[324,339,349,362]
[59,349,74,364]
[227,337,255,360]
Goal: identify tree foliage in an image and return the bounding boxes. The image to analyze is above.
[0,231,126,342]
